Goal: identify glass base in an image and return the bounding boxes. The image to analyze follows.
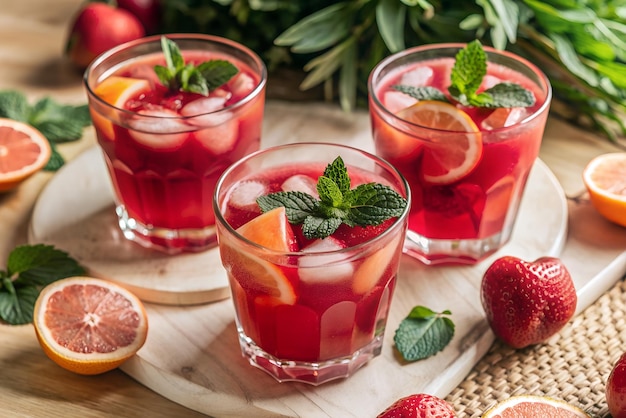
[238,331,383,386]
[403,229,511,266]
[116,205,217,254]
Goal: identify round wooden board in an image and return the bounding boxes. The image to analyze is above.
[28,146,229,305]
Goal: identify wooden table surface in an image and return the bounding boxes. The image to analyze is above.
[1,1,623,417]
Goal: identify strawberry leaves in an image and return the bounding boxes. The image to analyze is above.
[394,306,455,362]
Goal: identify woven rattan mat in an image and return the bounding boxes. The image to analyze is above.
[445,277,626,417]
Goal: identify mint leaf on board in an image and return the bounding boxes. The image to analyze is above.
[155,36,239,96]
[0,244,85,325]
[394,306,455,362]
[0,91,91,171]
[394,40,535,109]
[256,156,407,239]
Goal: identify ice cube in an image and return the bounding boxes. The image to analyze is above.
[127,64,161,89]
[229,72,256,97]
[298,237,354,283]
[181,97,232,126]
[228,180,268,209]
[193,118,238,155]
[481,107,528,130]
[281,174,318,197]
[384,91,417,114]
[128,108,190,149]
[400,66,434,86]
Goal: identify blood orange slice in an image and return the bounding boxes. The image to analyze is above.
[0,118,51,192]
[91,76,150,140]
[481,395,590,417]
[582,152,626,227]
[398,101,482,185]
[33,276,148,375]
[222,207,298,305]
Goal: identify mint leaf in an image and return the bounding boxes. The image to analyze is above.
[392,85,448,102]
[256,156,407,239]
[156,36,239,96]
[0,91,29,121]
[484,82,535,108]
[450,39,487,104]
[0,244,85,325]
[394,306,455,362]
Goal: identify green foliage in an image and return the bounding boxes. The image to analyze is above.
[394,306,455,362]
[158,0,626,141]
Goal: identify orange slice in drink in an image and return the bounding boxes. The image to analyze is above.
[481,395,590,417]
[91,76,150,140]
[33,276,148,375]
[583,152,626,227]
[398,101,482,185]
[223,207,298,304]
[0,118,51,192]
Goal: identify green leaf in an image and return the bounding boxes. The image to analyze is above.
[392,85,448,102]
[0,91,29,122]
[302,216,342,239]
[317,176,344,207]
[347,183,408,226]
[0,284,39,325]
[43,143,63,172]
[257,192,319,224]
[376,0,407,53]
[197,60,240,90]
[339,37,358,112]
[394,306,455,362]
[8,244,85,286]
[323,157,351,194]
[484,82,536,107]
[450,39,487,100]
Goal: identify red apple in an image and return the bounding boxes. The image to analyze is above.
[607,352,626,418]
[116,0,161,34]
[65,2,145,69]
[480,256,577,349]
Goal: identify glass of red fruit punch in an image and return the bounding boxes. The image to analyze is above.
[214,143,410,385]
[84,34,267,253]
[369,40,551,265]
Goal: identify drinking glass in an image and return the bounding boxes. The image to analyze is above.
[84,34,267,253]
[214,142,410,385]
[368,43,551,265]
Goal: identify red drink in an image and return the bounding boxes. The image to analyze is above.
[85,35,267,252]
[369,43,551,265]
[214,143,409,385]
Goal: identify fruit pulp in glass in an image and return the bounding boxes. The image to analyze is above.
[91,50,264,251]
[371,57,549,243]
[219,163,405,365]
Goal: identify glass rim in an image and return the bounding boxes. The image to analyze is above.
[368,42,553,134]
[213,141,411,258]
[83,33,268,120]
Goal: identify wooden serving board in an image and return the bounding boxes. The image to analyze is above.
[28,102,626,417]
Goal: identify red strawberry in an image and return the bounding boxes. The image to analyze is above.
[377,393,456,418]
[65,3,145,69]
[480,256,577,349]
[607,352,626,418]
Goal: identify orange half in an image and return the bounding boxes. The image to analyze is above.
[583,152,626,227]
[482,395,590,417]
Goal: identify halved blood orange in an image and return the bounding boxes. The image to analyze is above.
[0,118,51,192]
[583,152,626,227]
[222,207,298,304]
[398,101,482,185]
[481,395,590,417]
[33,276,148,375]
[91,76,150,140]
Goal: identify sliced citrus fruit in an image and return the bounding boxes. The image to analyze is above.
[481,395,590,417]
[91,76,150,140]
[398,100,482,185]
[583,152,626,227]
[222,207,297,304]
[33,276,148,375]
[0,118,51,192]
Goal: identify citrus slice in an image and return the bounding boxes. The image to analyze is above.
[33,276,148,375]
[0,118,51,192]
[222,207,298,304]
[583,152,626,227]
[482,395,590,418]
[398,101,482,185]
[91,76,150,140]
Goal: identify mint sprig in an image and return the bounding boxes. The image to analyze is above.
[154,37,239,96]
[0,244,85,325]
[394,306,455,362]
[392,40,535,109]
[0,91,91,171]
[256,156,407,239]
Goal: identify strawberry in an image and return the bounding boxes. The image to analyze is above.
[65,3,145,69]
[606,352,626,418]
[377,393,456,418]
[480,256,577,349]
